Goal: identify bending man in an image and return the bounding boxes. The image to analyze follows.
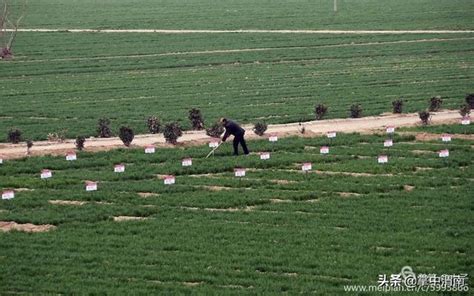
[220,118,249,156]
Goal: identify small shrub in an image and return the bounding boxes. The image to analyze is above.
[460,104,471,117]
[75,136,86,151]
[47,129,67,142]
[7,128,22,144]
[428,96,442,112]
[119,126,134,147]
[466,94,474,109]
[147,116,161,134]
[47,133,59,142]
[188,108,204,130]
[163,122,183,144]
[1,47,13,60]
[26,140,33,155]
[299,122,306,134]
[418,111,430,125]
[349,104,363,118]
[253,121,267,136]
[392,99,403,114]
[314,104,328,120]
[97,118,112,138]
[206,122,224,138]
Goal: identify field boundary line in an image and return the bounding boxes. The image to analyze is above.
[8,29,474,34]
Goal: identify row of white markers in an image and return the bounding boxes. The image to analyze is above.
[1,118,471,200]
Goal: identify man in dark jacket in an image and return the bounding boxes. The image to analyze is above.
[220,118,249,155]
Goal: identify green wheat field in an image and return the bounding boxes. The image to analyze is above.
[1,0,473,294]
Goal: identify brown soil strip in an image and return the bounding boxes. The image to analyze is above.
[269,179,299,185]
[415,167,434,171]
[180,206,200,211]
[183,282,203,287]
[204,206,257,212]
[375,246,394,252]
[137,192,160,198]
[0,221,56,233]
[269,198,292,203]
[140,205,158,208]
[15,188,34,192]
[49,200,87,206]
[188,173,226,178]
[338,192,361,197]
[95,201,114,205]
[218,284,249,289]
[283,272,298,277]
[113,216,149,222]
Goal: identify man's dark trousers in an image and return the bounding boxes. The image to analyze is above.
[233,132,249,155]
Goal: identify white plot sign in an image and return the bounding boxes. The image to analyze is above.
[66,152,77,161]
[145,145,155,154]
[0,157,3,164]
[384,139,393,147]
[386,126,395,134]
[441,134,451,142]
[40,169,52,179]
[302,162,312,171]
[2,190,14,200]
[320,146,329,154]
[164,175,176,185]
[268,134,278,142]
[378,155,388,164]
[209,139,220,148]
[461,117,470,125]
[85,181,98,191]
[182,158,193,167]
[260,152,270,160]
[234,168,246,177]
[114,164,125,173]
[327,131,336,139]
[439,149,449,158]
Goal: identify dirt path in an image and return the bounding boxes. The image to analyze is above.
[0,110,465,160]
[0,221,56,233]
[11,29,474,34]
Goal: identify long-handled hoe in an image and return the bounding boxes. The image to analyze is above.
[206,141,222,158]
[205,130,225,158]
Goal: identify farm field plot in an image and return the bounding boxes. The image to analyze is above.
[0,130,472,293]
[20,0,474,30]
[1,31,473,141]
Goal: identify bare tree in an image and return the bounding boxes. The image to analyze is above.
[1,0,27,60]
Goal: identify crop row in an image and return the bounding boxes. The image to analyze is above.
[20,0,474,30]
[1,32,473,141]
